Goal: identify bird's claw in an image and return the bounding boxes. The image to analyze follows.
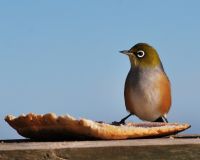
[111,120,125,126]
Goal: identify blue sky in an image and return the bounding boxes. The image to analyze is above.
[0,1,200,139]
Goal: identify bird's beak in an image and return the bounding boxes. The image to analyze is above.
[119,50,132,56]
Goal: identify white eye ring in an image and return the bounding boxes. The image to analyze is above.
[136,50,145,58]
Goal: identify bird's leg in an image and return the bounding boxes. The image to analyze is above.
[154,116,168,123]
[112,113,132,125]
[162,116,168,123]
[119,113,132,124]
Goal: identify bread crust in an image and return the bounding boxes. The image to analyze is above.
[5,113,190,140]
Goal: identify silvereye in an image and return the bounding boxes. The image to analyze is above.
[119,43,171,123]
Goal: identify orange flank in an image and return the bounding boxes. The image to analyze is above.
[158,74,171,115]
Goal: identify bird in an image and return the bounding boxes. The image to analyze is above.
[117,43,171,124]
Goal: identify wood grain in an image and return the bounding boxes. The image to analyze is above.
[0,135,200,160]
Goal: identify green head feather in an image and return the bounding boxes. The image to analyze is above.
[121,43,162,68]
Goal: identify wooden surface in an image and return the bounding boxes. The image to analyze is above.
[0,135,200,160]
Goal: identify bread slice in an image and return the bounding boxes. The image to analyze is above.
[5,113,190,140]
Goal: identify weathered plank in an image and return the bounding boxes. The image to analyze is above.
[0,136,200,160]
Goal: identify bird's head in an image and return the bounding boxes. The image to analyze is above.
[120,43,162,68]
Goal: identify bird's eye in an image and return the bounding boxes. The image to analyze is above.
[136,50,145,58]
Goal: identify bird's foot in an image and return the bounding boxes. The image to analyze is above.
[111,114,132,126]
[111,119,126,126]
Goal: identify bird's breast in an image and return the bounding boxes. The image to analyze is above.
[124,67,171,121]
